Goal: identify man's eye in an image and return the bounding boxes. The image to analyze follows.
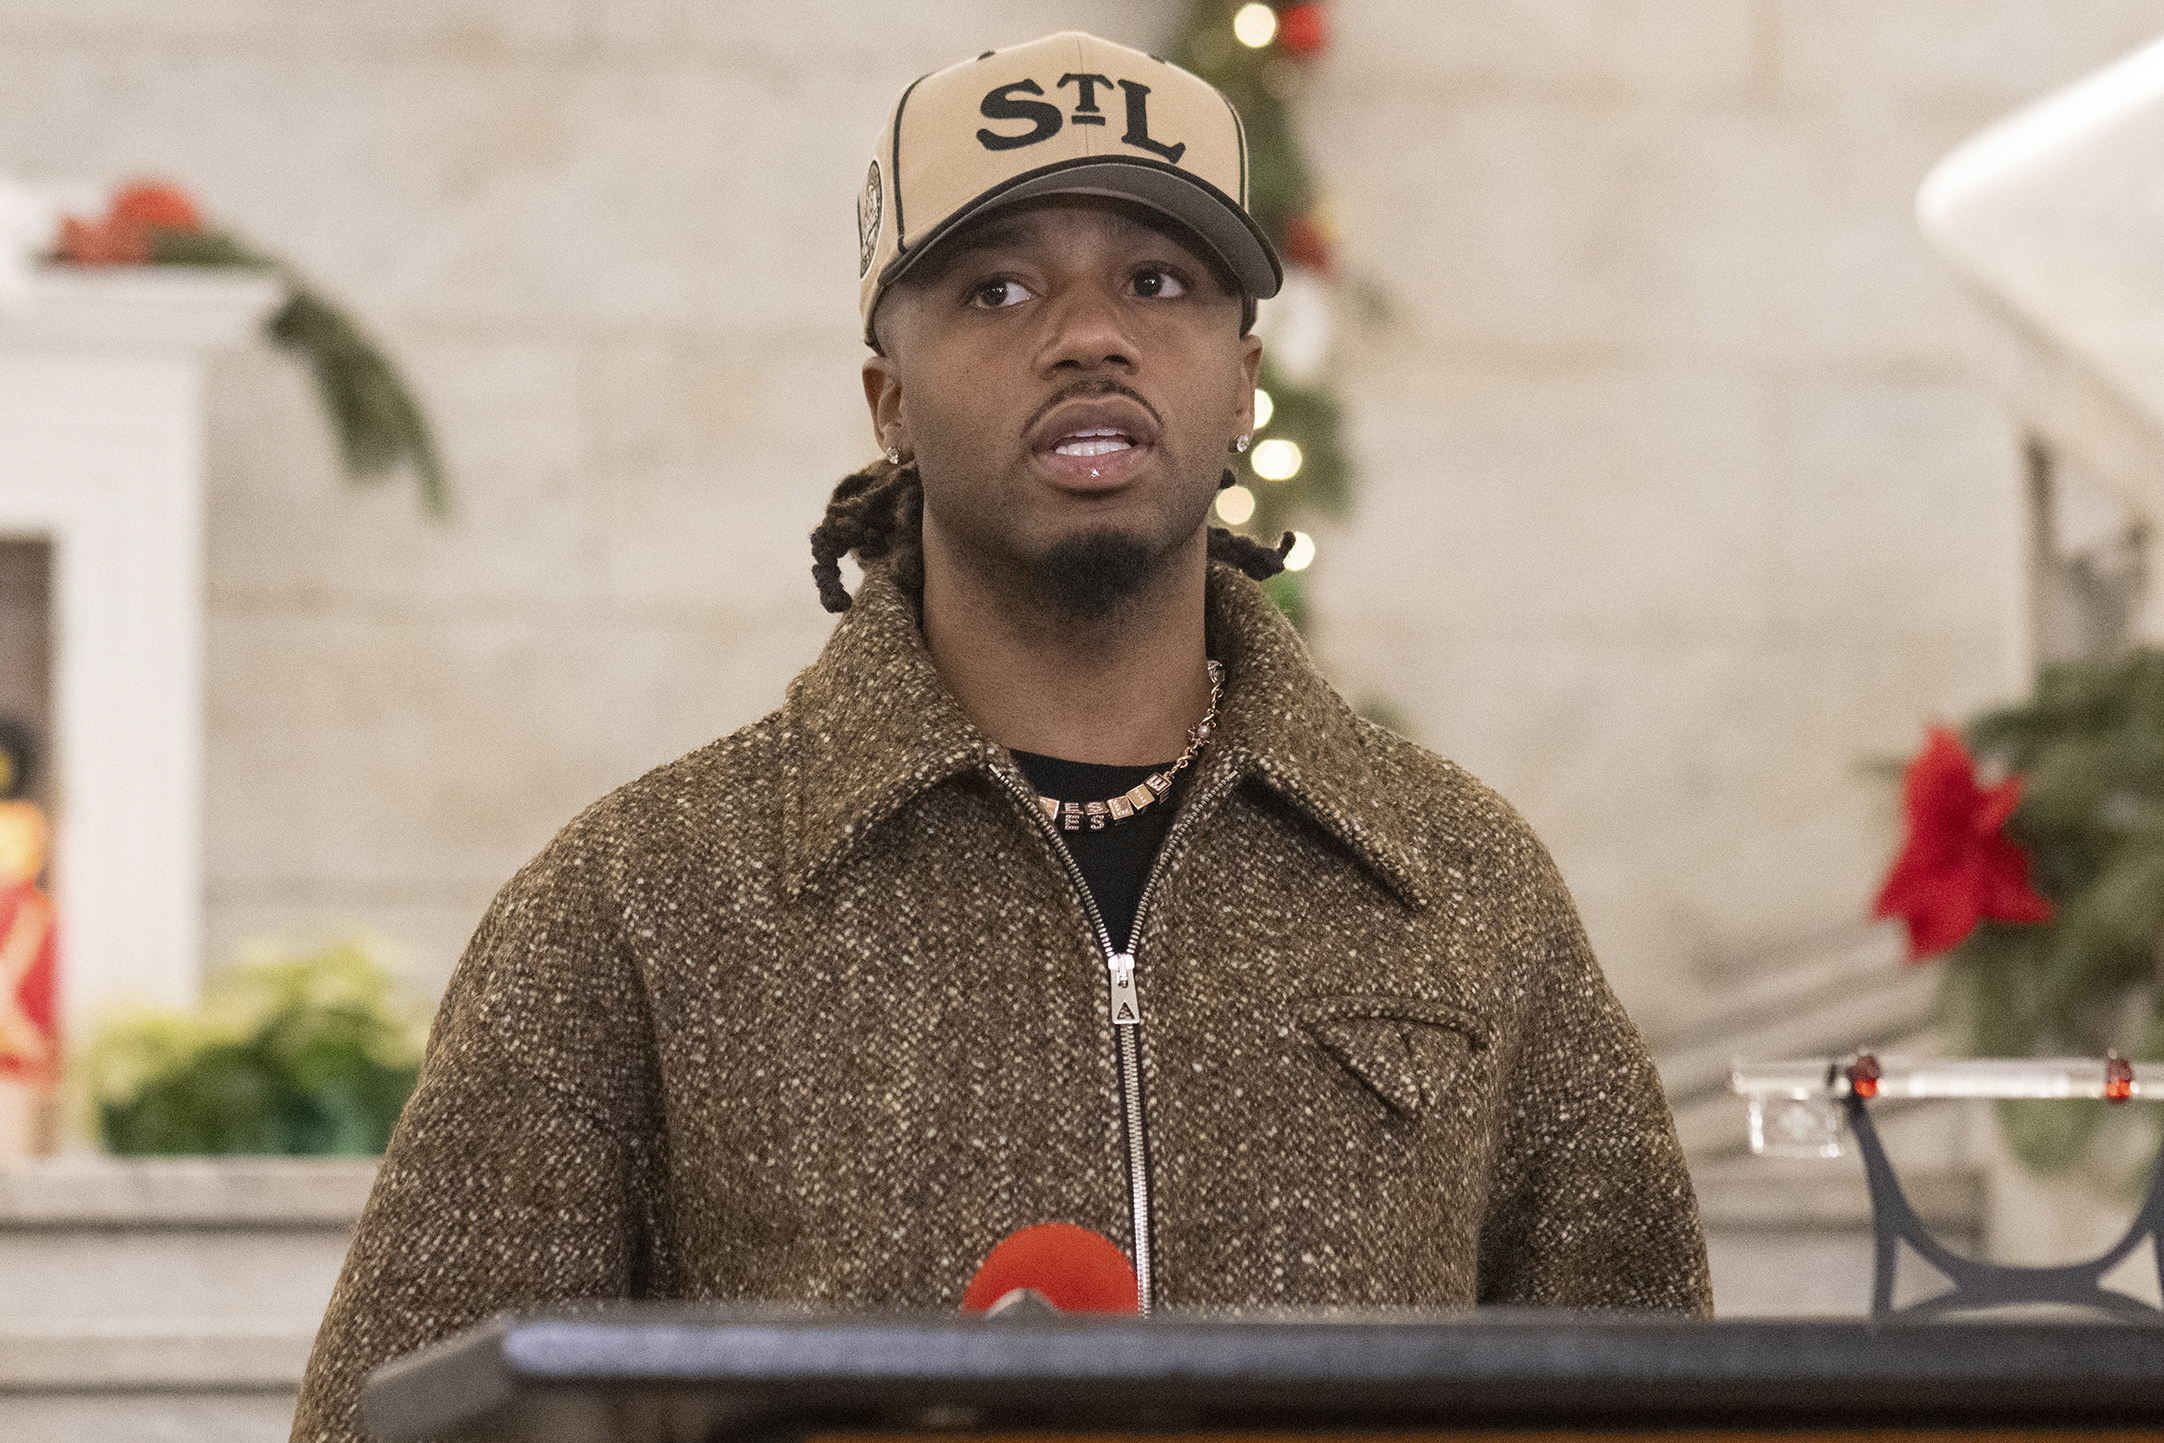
[969,279,1034,309]
[1133,267,1188,299]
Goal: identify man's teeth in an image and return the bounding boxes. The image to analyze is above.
[1054,432,1134,457]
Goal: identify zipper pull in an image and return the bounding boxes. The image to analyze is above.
[1106,952,1141,1027]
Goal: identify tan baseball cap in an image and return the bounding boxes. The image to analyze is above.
[857,31,1281,346]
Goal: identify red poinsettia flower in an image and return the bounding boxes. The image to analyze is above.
[1276,3,1329,58]
[56,179,203,267]
[1874,725,2052,961]
[57,214,149,265]
[1280,212,1333,274]
[109,181,202,234]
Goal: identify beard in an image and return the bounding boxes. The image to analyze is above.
[1027,528,1163,622]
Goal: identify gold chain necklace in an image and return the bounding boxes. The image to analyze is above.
[1034,661,1223,832]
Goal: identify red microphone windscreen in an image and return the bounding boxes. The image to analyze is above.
[960,1223,1139,1314]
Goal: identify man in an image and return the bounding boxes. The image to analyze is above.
[293,31,1708,1442]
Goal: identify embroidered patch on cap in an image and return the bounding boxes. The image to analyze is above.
[856,160,883,279]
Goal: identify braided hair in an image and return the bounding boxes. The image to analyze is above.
[809,459,1291,613]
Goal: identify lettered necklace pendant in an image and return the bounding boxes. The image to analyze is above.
[1030,661,1224,830]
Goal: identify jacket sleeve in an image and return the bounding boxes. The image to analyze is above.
[1474,852,1712,1313]
[290,820,668,1442]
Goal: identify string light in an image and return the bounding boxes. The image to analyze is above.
[1283,531,1316,571]
[1215,484,1256,526]
[1252,388,1274,429]
[1251,437,1302,481]
[1232,3,1278,48]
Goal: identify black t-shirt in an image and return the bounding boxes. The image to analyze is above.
[1010,750,1183,954]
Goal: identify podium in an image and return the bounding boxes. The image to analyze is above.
[361,1305,2164,1441]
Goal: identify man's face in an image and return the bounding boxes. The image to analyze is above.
[863,197,1262,616]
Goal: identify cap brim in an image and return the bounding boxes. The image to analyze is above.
[877,156,1283,308]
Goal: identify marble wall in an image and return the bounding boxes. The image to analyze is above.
[1,0,2160,1027]
[1298,0,2164,1020]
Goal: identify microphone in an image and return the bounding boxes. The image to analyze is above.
[960,1223,1140,1315]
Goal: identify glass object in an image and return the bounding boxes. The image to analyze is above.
[1746,1087,1847,1158]
[1732,1055,2158,1157]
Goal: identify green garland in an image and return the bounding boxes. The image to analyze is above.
[1945,649,2164,1172]
[150,228,447,515]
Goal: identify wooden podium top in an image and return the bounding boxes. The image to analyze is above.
[360,1304,2164,1442]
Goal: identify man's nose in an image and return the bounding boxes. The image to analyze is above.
[1038,282,1136,371]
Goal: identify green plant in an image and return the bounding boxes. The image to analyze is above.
[82,939,427,1156]
[1936,649,2164,1172]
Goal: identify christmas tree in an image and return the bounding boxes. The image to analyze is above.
[1168,1,1349,628]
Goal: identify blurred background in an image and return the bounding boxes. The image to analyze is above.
[7,0,2164,1437]
[13,0,2133,1017]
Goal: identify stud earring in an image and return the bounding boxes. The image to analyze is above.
[885,446,903,466]
[1232,434,1251,454]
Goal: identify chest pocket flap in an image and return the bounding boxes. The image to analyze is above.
[1298,994,1483,1117]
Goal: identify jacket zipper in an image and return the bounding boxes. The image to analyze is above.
[997,766,1230,1316]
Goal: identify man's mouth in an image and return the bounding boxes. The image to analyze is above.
[1052,428,1136,458]
[1028,395,1161,465]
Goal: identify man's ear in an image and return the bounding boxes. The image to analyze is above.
[1237,332,1263,430]
[862,354,906,457]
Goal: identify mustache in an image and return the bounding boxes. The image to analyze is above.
[1021,379,1164,441]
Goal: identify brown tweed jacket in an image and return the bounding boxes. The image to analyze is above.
[292,561,1709,1441]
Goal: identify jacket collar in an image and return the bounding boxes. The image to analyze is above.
[1197,564,1431,909]
[779,567,1006,895]
[779,563,1430,908]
